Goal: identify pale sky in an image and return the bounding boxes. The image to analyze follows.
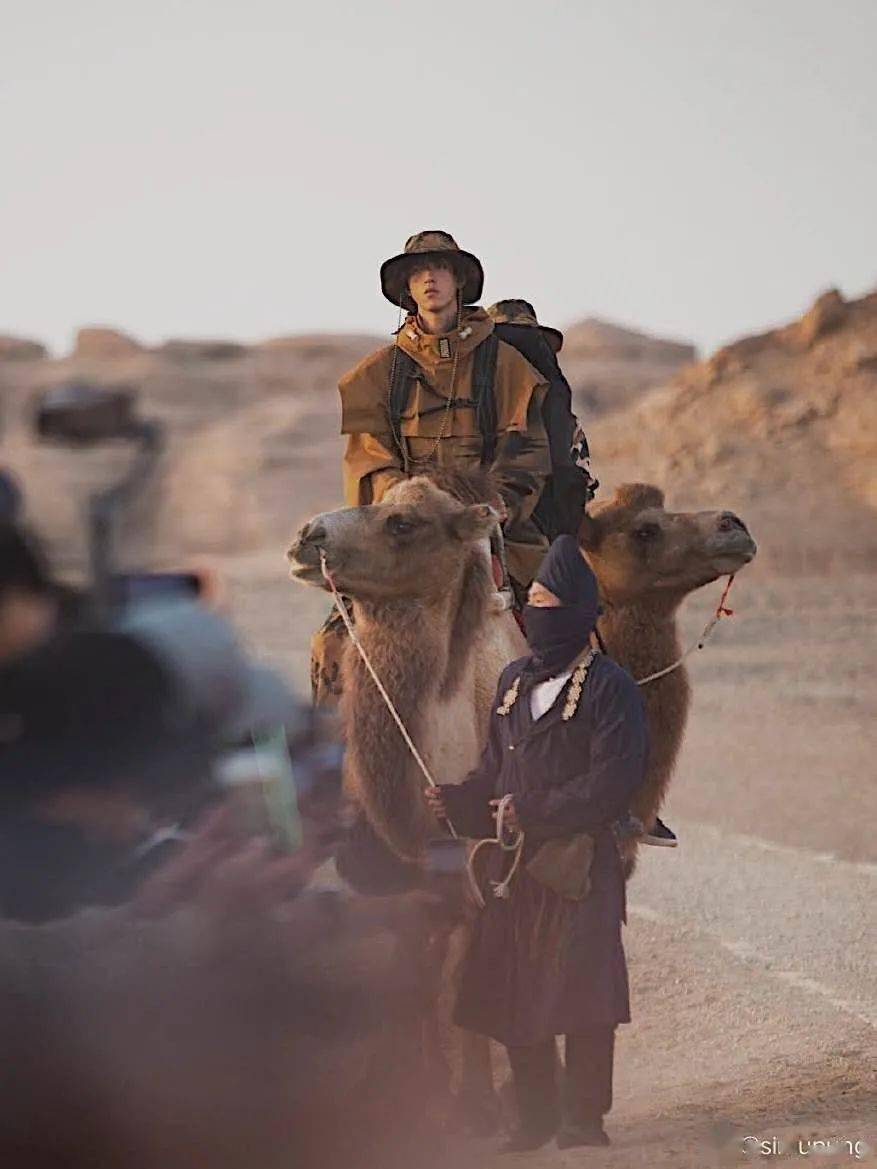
[3,0,875,356]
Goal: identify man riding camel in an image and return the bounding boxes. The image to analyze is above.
[311,232,554,703]
[341,232,553,585]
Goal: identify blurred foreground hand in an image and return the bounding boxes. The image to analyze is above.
[132,800,323,921]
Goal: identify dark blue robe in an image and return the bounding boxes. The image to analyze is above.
[440,652,648,1046]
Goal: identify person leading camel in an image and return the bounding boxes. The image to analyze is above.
[425,535,647,1152]
[310,232,551,703]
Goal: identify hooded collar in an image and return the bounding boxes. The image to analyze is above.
[396,307,493,372]
[521,536,600,684]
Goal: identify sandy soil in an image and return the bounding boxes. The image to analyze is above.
[215,553,877,1168]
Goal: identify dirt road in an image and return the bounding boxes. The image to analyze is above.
[223,557,877,1167]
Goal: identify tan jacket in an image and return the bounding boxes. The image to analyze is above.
[339,308,550,587]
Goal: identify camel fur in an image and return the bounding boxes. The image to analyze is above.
[579,483,756,870]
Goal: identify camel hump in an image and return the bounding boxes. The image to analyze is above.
[613,483,665,511]
[419,465,498,507]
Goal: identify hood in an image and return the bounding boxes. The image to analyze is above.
[395,307,494,377]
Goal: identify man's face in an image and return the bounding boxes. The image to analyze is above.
[406,261,460,317]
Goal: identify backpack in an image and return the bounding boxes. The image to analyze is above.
[388,329,594,540]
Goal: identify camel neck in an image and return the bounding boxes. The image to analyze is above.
[351,551,491,702]
[597,601,682,680]
[353,597,451,691]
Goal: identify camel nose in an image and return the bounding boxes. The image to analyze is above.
[300,520,327,546]
[716,511,748,534]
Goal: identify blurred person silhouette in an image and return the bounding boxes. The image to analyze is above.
[0,610,449,1169]
[0,468,23,522]
[0,595,320,922]
[0,521,67,665]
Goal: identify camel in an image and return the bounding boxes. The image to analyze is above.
[290,472,526,860]
[287,471,756,1125]
[580,482,757,870]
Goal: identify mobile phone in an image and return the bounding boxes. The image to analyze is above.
[214,728,302,853]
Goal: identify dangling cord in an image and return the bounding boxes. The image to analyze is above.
[466,793,524,909]
[595,575,737,687]
[319,550,458,841]
[386,298,410,475]
[410,288,462,469]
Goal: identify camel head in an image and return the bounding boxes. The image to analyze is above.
[288,475,506,862]
[287,477,499,604]
[580,483,757,609]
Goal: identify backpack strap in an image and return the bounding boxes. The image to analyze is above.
[387,347,420,465]
[388,336,499,467]
[472,333,499,467]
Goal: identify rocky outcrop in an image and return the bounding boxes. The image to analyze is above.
[0,335,47,361]
[73,326,145,360]
[793,288,848,349]
[160,339,250,361]
[562,317,696,365]
[589,286,877,572]
[257,333,381,358]
[559,317,697,417]
[706,290,852,383]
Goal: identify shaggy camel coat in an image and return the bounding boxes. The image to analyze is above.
[440,652,648,1047]
[339,308,551,589]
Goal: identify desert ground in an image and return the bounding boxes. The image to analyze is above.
[1,293,875,1165]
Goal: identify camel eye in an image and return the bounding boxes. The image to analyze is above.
[386,514,417,538]
[632,523,660,542]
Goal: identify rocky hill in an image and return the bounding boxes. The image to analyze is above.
[0,319,687,569]
[0,328,382,568]
[588,289,877,572]
[562,318,696,416]
[1,299,873,576]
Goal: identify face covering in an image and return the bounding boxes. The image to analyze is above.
[522,535,600,682]
[523,603,594,681]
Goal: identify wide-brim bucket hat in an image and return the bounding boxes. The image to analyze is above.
[381,231,484,314]
[487,298,564,353]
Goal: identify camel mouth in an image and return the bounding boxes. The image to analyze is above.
[711,550,755,574]
[288,565,325,587]
[705,532,757,571]
[286,554,328,588]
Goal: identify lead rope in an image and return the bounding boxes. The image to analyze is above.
[632,574,736,686]
[465,794,524,910]
[387,291,464,473]
[319,551,458,841]
[320,548,526,907]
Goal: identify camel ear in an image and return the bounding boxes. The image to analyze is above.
[449,503,498,543]
[578,511,601,550]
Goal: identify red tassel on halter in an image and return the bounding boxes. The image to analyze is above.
[716,574,736,618]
